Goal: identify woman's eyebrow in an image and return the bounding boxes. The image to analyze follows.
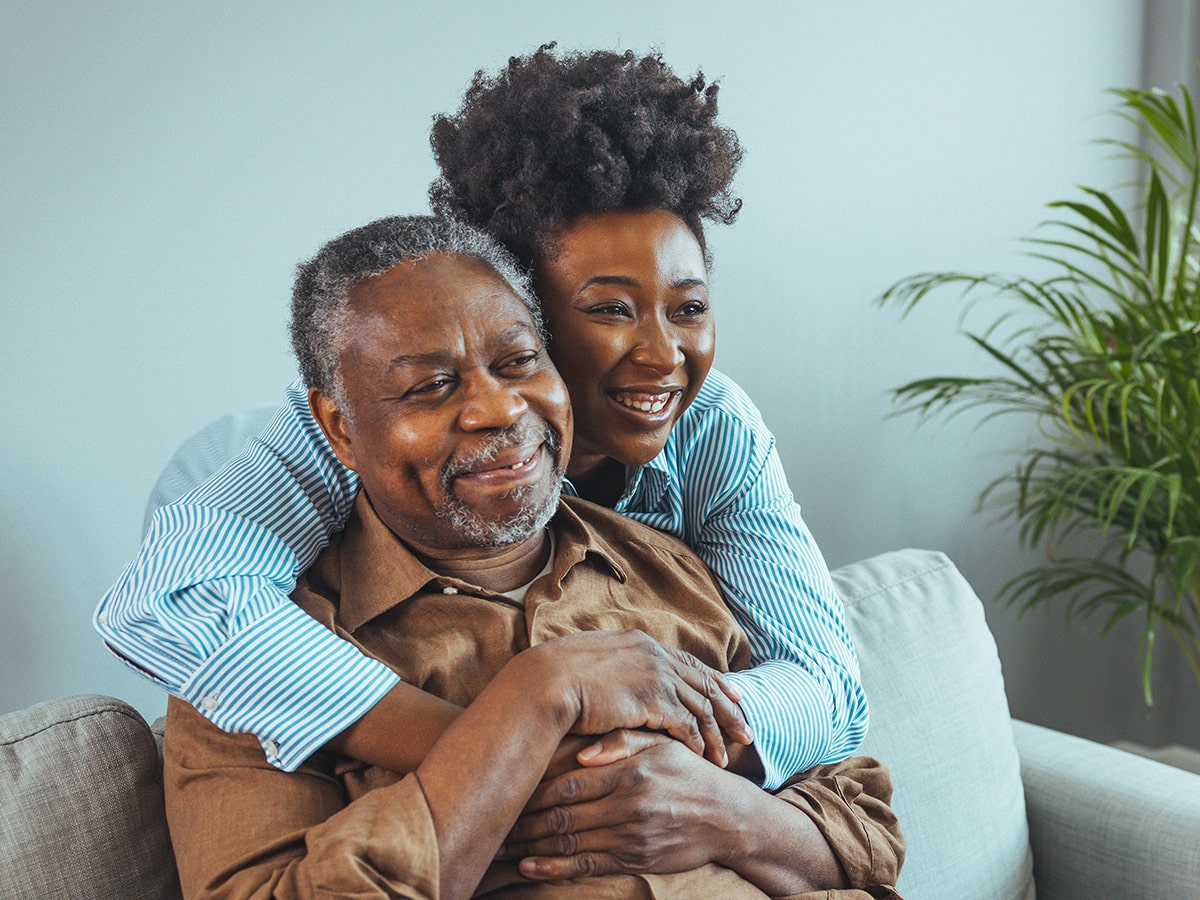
[577,274,708,292]
[578,274,639,292]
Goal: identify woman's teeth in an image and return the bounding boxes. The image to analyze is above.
[616,394,669,413]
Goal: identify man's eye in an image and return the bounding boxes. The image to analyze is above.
[407,377,454,397]
[501,352,540,373]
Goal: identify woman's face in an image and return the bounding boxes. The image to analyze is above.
[535,208,715,479]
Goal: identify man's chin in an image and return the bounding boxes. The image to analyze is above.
[437,479,561,548]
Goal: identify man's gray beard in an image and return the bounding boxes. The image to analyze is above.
[435,420,564,547]
[435,477,562,547]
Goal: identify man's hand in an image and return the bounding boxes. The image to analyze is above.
[530,630,751,767]
[499,740,736,879]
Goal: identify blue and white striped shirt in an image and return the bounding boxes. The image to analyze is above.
[95,368,867,788]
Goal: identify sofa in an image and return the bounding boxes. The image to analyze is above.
[4,549,1199,898]
[3,413,1199,898]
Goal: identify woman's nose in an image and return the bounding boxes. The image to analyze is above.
[629,320,685,374]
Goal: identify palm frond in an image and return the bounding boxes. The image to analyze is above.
[879,82,1200,701]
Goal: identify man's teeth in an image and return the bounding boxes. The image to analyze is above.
[617,395,669,413]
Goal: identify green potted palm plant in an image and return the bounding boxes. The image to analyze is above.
[879,83,1200,702]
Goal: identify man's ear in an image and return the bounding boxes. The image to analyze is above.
[309,387,360,472]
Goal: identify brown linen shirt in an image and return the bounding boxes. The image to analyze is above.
[165,494,903,899]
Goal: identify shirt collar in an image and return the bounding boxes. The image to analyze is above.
[616,457,671,513]
[562,457,673,513]
[335,492,627,632]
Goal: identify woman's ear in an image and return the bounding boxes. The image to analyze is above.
[309,387,360,473]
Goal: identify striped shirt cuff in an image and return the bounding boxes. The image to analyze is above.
[179,603,400,771]
[726,659,834,791]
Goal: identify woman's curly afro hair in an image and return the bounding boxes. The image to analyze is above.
[429,43,744,268]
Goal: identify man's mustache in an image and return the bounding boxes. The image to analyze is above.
[440,418,563,487]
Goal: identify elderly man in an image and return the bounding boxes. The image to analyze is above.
[163,216,901,899]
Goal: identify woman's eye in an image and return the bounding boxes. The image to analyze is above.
[587,302,631,317]
[676,300,709,318]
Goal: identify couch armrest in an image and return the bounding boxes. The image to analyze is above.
[0,694,182,899]
[1012,719,1200,900]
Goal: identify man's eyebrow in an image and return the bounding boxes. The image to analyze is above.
[386,322,539,369]
[387,349,451,369]
[495,322,539,343]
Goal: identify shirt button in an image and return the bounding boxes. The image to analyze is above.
[442,586,459,595]
[263,739,279,758]
[96,612,108,625]
[199,696,219,712]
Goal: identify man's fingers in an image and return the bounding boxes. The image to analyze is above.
[671,682,727,766]
[654,686,708,759]
[523,763,621,814]
[576,729,672,767]
[518,852,613,881]
[664,646,753,747]
[665,644,742,702]
[504,800,624,853]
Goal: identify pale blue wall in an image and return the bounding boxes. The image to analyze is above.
[4,1,1195,747]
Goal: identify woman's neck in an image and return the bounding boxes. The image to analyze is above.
[567,456,626,508]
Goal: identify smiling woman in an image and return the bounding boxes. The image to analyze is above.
[538,208,715,503]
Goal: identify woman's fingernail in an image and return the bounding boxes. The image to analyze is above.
[577,742,602,761]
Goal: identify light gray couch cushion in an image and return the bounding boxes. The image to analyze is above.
[836,549,1035,900]
[0,694,181,899]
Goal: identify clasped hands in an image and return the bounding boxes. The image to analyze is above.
[499,630,758,881]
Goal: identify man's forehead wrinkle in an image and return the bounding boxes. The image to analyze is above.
[385,321,538,371]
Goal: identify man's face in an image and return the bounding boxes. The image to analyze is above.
[316,253,572,553]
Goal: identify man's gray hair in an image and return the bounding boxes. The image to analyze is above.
[289,215,541,407]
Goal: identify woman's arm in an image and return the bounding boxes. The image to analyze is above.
[95,379,401,771]
[659,370,869,787]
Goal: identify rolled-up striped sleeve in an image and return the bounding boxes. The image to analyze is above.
[620,370,868,789]
[94,379,399,770]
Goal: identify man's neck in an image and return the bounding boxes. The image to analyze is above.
[415,528,553,594]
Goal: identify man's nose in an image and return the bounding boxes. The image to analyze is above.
[457,372,529,431]
[629,318,685,375]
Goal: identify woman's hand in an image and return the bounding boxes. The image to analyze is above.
[498,740,738,879]
[530,630,751,767]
